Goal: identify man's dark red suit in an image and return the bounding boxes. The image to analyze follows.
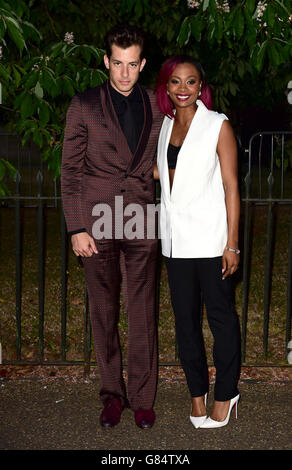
[61,80,163,411]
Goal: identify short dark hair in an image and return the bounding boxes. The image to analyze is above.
[105,23,145,60]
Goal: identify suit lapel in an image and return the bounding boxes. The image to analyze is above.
[100,81,132,167]
[129,84,153,172]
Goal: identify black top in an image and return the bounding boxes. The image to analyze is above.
[109,81,144,154]
[167,143,181,170]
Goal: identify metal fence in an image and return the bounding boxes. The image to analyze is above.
[0,131,291,370]
[240,131,292,364]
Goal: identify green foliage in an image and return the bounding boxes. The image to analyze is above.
[0,0,291,194]
[0,1,107,191]
[0,158,16,195]
[122,1,291,105]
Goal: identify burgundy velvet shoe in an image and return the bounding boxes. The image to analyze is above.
[100,397,124,428]
[134,408,156,429]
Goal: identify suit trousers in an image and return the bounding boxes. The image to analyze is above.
[165,256,241,401]
[82,238,158,411]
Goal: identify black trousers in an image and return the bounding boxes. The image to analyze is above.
[165,256,241,401]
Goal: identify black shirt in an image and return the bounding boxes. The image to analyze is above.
[109,81,144,154]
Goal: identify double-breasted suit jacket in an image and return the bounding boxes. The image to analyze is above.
[61,80,163,411]
[62,80,163,238]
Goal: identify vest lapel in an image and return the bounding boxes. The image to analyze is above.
[170,100,208,206]
[157,116,174,204]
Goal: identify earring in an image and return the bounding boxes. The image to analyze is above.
[167,90,170,95]
[198,89,202,96]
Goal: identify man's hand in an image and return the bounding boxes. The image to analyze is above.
[71,232,98,257]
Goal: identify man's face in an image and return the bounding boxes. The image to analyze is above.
[104,44,146,96]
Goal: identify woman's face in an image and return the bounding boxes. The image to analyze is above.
[167,62,202,110]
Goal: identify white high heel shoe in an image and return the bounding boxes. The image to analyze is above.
[190,393,208,429]
[200,394,240,429]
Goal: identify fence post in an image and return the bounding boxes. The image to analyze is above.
[241,171,251,363]
[14,171,22,361]
[60,207,68,361]
[37,171,44,362]
[286,206,292,353]
[263,172,275,358]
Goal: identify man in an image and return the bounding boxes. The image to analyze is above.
[61,24,163,429]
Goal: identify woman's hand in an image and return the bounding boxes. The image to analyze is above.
[222,249,239,279]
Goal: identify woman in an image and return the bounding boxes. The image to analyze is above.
[155,56,241,429]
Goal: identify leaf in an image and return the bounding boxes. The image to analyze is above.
[13,90,26,110]
[55,77,64,96]
[38,101,50,126]
[273,0,290,16]
[24,71,38,90]
[90,69,107,87]
[266,2,275,28]
[2,159,16,178]
[229,81,238,96]
[0,159,5,180]
[245,0,256,14]
[40,69,57,96]
[34,81,43,99]
[5,16,26,52]
[246,22,257,51]
[20,93,35,119]
[12,65,21,87]
[234,8,245,39]
[202,0,209,11]
[87,45,104,63]
[208,18,216,42]
[21,20,42,43]
[0,63,11,82]
[267,41,281,67]
[215,14,223,42]
[237,61,245,78]
[62,76,75,96]
[0,17,6,39]
[80,45,91,64]
[177,17,191,47]
[55,61,65,75]
[21,127,34,147]
[190,16,204,42]
[50,42,65,59]
[253,40,268,72]
[134,0,143,18]
[33,130,43,148]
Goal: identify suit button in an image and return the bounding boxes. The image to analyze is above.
[141,172,145,177]
[124,174,128,178]
[121,189,125,192]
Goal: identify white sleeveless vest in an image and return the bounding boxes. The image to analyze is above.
[157,99,228,258]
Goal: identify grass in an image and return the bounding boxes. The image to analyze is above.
[0,199,291,367]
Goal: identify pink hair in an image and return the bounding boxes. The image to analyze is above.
[155,55,213,118]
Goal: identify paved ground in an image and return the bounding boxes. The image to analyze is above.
[0,377,291,456]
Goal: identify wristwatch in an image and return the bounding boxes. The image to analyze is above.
[225,246,240,254]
